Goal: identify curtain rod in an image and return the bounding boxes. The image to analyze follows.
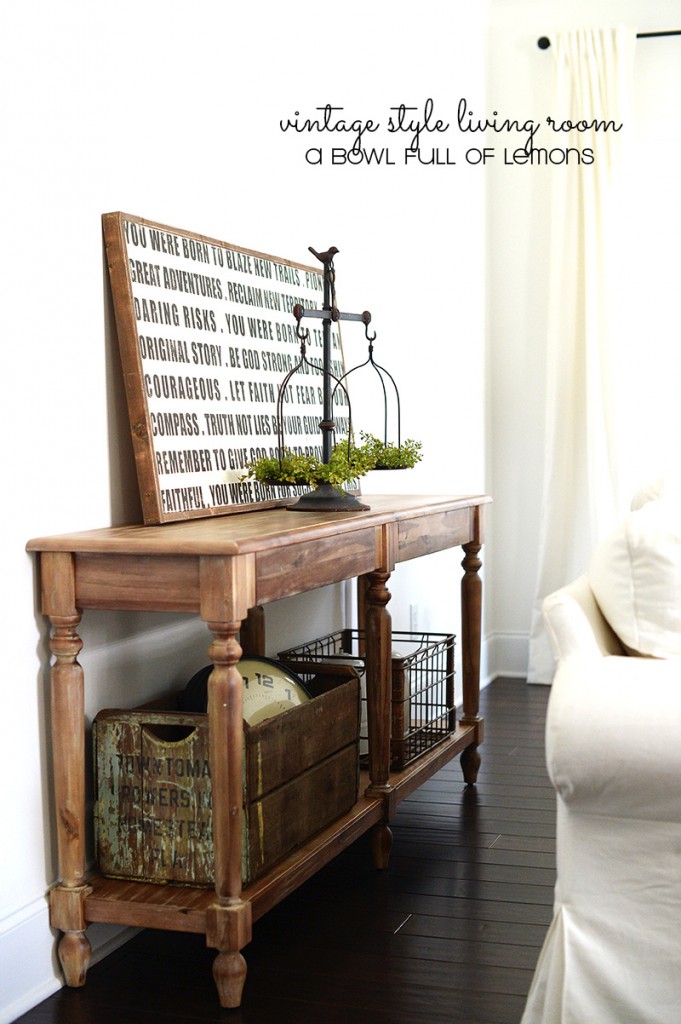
[537,30,681,49]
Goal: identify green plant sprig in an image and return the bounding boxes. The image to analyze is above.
[243,433,422,489]
[359,432,423,469]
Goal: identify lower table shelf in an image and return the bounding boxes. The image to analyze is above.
[81,723,479,936]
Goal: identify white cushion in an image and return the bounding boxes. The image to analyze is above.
[588,500,681,657]
[630,473,681,511]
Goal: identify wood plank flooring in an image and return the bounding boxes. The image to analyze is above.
[14,678,554,1024]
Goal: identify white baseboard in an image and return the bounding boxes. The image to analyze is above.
[0,896,58,1024]
[484,631,529,682]
[0,895,138,1024]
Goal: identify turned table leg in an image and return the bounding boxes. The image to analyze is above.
[363,568,394,866]
[48,612,92,986]
[199,553,256,1008]
[460,538,485,784]
[205,620,252,1007]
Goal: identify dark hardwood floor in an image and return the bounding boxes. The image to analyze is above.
[15,678,554,1024]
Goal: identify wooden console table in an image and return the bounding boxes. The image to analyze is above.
[27,493,490,1008]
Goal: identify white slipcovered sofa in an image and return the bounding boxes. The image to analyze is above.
[521,484,681,1024]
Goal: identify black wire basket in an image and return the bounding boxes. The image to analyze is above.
[279,628,456,769]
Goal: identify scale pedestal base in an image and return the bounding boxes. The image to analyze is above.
[287,483,370,512]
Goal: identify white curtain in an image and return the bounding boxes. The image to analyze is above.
[527,27,637,684]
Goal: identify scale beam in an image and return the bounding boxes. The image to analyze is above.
[293,305,372,327]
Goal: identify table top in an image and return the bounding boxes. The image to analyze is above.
[27,494,491,557]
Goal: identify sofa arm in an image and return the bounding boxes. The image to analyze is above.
[546,654,681,822]
[543,575,625,661]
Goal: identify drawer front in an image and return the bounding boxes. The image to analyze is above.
[76,553,200,611]
[397,508,473,562]
[256,527,377,603]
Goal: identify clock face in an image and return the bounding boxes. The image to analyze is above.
[238,658,311,726]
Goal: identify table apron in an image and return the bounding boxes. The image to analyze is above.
[397,507,474,561]
[74,553,201,611]
[68,508,477,612]
[255,528,378,603]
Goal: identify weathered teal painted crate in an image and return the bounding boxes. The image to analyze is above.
[93,668,360,887]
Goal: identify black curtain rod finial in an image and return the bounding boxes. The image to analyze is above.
[537,29,681,48]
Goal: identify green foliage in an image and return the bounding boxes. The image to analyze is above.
[244,433,423,489]
[359,432,423,469]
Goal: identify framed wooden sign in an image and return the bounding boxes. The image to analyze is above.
[103,213,348,524]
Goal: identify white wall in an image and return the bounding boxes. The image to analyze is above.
[485,0,681,680]
[0,3,487,1019]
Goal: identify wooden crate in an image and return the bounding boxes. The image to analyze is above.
[93,666,360,887]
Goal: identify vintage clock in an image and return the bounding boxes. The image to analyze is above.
[238,657,310,725]
[179,656,310,725]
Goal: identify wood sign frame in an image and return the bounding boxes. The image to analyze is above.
[103,212,349,524]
